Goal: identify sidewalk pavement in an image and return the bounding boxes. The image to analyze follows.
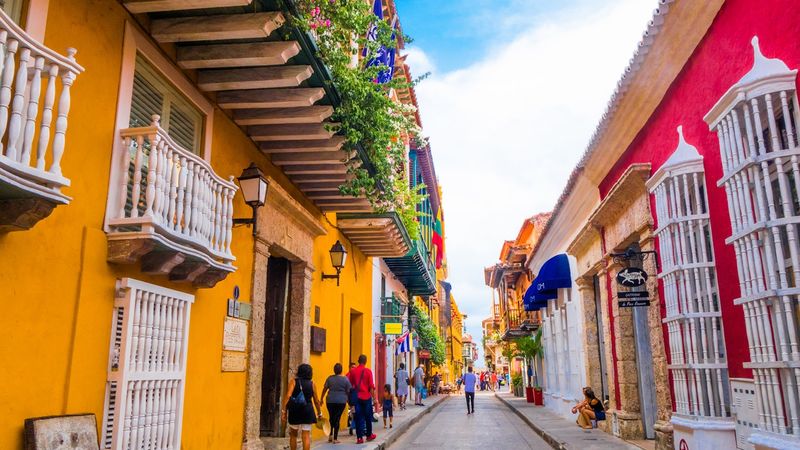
[495,391,641,450]
[311,393,448,450]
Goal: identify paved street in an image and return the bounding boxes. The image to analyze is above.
[389,391,550,449]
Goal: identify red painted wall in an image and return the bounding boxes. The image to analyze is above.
[598,0,800,380]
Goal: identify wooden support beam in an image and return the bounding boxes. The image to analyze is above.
[151,12,284,43]
[291,175,350,185]
[198,66,312,91]
[217,87,324,109]
[282,164,350,175]
[271,151,346,165]
[248,123,337,141]
[319,204,373,212]
[293,181,345,191]
[177,41,300,69]
[260,136,344,153]
[235,106,334,126]
[123,0,251,13]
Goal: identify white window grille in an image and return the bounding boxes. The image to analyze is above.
[101,278,194,450]
[648,127,732,419]
[704,36,800,441]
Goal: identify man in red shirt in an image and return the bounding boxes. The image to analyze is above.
[347,354,378,443]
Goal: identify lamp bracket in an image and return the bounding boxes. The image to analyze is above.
[609,248,660,270]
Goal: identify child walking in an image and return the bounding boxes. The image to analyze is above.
[382,384,394,429]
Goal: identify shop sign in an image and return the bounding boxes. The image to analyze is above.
[384,322,403,335]
[618,290,650,307]
[616,267,648,287]
[221,351,247,372]
[418,349,431,359]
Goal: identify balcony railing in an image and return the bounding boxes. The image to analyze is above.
[106,116,237,287]
[0,8,83,231]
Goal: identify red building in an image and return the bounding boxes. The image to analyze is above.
[597,1,800,449]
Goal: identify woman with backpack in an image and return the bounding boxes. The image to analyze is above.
[282,364,323,450]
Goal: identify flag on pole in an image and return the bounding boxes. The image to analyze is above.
[364,0,396,84]
[395,331,412,355]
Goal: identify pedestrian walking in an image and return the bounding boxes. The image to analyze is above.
[394,362,409,410]
[412,363,425,406]
[432,372,440,395]
[345,362,357,436]
[491,371,498,392]
[281,364,323,450]
[456,374,462,393]
[321,363,351,444]
[462,366,477,414]
[381,384,394,429]
[347,354,378,444]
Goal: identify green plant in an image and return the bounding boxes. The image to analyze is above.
[409,303,445,365]
[514,328,544,388]
[511,373,523,388]
[287,0,427,238]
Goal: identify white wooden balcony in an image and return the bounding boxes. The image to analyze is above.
[0,8,83,231]
[106,116,238,288]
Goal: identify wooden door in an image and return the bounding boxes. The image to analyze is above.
[375,334,386,394]
[260,257,290,437]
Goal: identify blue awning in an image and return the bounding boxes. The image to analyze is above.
[523,254,572,311]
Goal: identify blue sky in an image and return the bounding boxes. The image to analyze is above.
[393,0,658,366]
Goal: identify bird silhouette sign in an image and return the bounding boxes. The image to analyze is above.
[616,267,648,287]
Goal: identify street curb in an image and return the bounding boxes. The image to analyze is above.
[495,393,568,450]
[376,394,448,450]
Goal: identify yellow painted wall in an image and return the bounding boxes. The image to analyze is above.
[308,213,373,440]
[0,0,327,448]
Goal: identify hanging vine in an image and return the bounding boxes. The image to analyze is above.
[410,303,446,365]
[287,0,427,239]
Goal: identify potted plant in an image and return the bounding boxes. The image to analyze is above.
[514,329,544,404]
[511,372,523,397]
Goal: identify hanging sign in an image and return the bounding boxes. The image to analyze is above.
[618,290,650,307]
[384,323,403,335]
[616,267,648,287]
[418,349,431,359]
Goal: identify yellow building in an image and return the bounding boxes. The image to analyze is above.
[0,1,422,448]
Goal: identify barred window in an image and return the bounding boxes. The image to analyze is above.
[704,36,800,440]
[647,127,731,419]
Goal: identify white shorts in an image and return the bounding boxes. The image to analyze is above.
[288,423,312,432]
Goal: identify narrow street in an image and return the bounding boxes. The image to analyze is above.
[389,392,549,449]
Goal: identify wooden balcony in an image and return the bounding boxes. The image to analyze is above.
[123,0,375,213]
[0,9,83,231]
[106,116,237,288]
[336,212,411,257]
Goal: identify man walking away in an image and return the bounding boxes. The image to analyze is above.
[347,355,378,444]
[463,366,477,414]
[413,363,425,406]
[491,371,498,392]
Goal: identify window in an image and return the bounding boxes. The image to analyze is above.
[648,127,731,419]
[0,0,24,23]
[101,278,194,450]
[704,37,800,440]
[131,55,203,155]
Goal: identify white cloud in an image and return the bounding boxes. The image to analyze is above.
[409,0,657,365]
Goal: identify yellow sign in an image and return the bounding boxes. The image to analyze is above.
[384,323,402,335]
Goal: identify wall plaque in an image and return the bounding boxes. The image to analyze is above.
[310,326,326,353]
[223,317,248,351]
[221,351,247,372]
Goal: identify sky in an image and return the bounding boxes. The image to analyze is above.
[393,0,658,366]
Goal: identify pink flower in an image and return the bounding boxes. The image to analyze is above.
[325,19,331,27]
[311,22,318,29]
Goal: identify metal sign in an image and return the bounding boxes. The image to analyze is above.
[619,290,650,307]
[418,349,431,359]
[616,267,648,287]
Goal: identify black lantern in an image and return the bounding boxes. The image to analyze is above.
[233,163,268,235]
[322,240,347,286]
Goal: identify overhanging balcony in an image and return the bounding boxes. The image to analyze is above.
[105,116,238,288]
[337,212,411,257]
[0,9,83,231]
[384,237,436,297]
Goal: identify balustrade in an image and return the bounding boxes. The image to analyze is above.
[0,8,82,196]
[108,115,237,267]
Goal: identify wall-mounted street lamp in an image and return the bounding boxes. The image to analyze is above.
[233,163,268,236]
[321,240,347,286]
